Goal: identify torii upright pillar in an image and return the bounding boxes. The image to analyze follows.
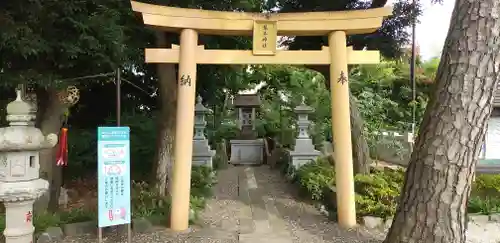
[170,28,198,231]
[329,31,356,227]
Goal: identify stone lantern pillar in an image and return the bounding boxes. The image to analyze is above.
[192,96,215,167]
[0,90,58,243]
[290,97,320,168]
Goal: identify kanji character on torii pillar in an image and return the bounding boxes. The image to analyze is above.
[129,1,392,231]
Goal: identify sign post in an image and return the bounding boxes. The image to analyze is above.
[97,126,132,242]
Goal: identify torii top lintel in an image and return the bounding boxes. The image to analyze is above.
[130,1,392,36]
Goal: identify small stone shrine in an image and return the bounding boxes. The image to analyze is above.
[289,97,321,168]
[192,96,216,168]
[0,90,58,243]
[229,94,264,165]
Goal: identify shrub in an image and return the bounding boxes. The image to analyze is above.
[354,169,403,218]
[131,181,170,220]
[470,174,500,215]
[474,174,500,195]
[468,196,500,215]
[131,166,217,224]
[295,157,500,219]
[191,166,217,198]
[296,157,335,201]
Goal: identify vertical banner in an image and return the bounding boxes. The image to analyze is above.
[97,127,131,228]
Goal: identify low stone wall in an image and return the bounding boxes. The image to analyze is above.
[320,130,500,174]
[370,131,412,166]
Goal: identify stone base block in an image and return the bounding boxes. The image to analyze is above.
[192,154,215,168]
[229,139,263,165]
[192,139,215,168]
[289,151,320,169]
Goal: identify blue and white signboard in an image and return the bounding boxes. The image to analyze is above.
[97,127,131,228]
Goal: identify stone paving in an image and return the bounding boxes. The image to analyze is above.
[60,165,383,243]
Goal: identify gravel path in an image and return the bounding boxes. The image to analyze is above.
[60,165,382,243]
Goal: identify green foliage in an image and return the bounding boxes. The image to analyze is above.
[131,181,170,219]
[0,0,142,86]
[0,165,218,234]
[191,166,217,198]
[469,174,500,215]
[295,158,500,218]
[350,61,432,133]
[474,174,500,193]
[354,169,404,218]
[253,66,330,148]
[130,166,217,224]
[207,119,240,145]
[296,157,335,200]
[468,196,500,215]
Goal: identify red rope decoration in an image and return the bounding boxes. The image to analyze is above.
[56,128,68,167]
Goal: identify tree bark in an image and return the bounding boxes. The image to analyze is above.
[36,88,67,212]
[349,94,371,174]
[151,32,177,197]
[384,0,500,242]
[316,67,371,174]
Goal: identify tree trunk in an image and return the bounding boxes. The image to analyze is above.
[316,68,371,174]
[36,88,67,212]
[151,32,177,197]
[384,0,500,242]
[349,94,371,174]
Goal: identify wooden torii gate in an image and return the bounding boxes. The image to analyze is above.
[130,1,392,231]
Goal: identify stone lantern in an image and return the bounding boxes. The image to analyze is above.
[192,96,215,167]
[0,90,58,243]
[289,97,320,168]
[229,94,264,165]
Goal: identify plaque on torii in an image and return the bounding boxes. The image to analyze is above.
[130,0,392,231]
[253,20,277,55]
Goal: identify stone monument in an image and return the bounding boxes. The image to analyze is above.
[229,94,264,165]
[192,96,216,168]
[289,97,321,168]
[0,90,58,243]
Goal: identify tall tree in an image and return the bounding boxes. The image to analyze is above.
[150,32,177,196]
[384,0,500,242]
[0,0,142,211]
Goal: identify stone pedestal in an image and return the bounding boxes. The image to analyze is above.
[290,141,321,168]
[229,139,264,165]
[290,98,320,169]
[192,96,215,167]
[0,90,58,243]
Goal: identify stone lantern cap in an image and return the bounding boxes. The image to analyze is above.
[294,96,314,113]
[6,90,35,124]
[0,90,58,151]
[195,95,211,114]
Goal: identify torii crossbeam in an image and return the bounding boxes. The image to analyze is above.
[130,0,392,231]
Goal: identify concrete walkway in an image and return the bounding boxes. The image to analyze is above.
[61,165,382,243]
